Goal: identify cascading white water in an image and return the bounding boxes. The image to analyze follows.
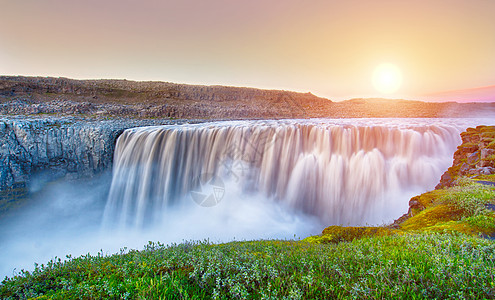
[103,119,465,229]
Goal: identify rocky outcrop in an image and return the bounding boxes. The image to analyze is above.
[436,126,495,188]
[0,117,198,196]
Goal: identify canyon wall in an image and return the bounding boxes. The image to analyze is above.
[437,126,495,188]
[0,117,195,202]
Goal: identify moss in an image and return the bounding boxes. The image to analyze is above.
[419,213,495,237]
[422,220,484,236]
[481,126,495,150]
[457,142,478,150]
[479,126,495,134]
[444,163,461,181]
[474,174,495,181]
[410,189,448,209]
[398,181,495,235]
[303,226,397,244]
[401,204,464,231]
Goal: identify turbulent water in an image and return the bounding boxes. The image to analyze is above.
[1,118,489,278]
[103,118,466,228]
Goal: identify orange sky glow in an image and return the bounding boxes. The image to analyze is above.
[1,0,495,101]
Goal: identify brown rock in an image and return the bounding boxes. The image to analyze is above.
[468,167,495,175]
[481,148,495,160]
[460,163,471,174]
[467,151,479,165]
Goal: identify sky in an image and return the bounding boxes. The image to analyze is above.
[1,0,495,101]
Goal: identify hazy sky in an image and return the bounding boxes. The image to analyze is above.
[1,0,495,100]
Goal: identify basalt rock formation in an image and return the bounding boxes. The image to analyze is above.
[436,126,495,188]
[0,117,197,205]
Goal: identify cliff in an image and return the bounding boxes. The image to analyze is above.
[436,126,495,188]
[0,117,196,205]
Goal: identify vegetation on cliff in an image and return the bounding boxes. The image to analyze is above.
[398,126,495,237]
[304,180,495,245]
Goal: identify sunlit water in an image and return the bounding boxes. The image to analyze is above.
[0,118,492,278]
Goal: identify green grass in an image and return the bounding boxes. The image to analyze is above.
[396,181,495,236]
[442,182,495,216]
[303,226,396,244]
[1,235,494,299]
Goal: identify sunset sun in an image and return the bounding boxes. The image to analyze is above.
[372,63,402,94]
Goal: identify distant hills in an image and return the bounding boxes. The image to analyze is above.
[1,76,494,119]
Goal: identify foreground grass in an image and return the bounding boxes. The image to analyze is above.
[1,234,494,299]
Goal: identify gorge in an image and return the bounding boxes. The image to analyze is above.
[1,117,491,278]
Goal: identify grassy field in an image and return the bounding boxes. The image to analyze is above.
[1,234,494,299]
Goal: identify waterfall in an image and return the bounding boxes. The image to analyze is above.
[103,119,463,229]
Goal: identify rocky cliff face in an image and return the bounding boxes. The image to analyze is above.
[437,126,495,188]
[0,117,196,199]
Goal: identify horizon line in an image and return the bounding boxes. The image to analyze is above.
[2,74,495,104]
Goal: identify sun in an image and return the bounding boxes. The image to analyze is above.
[372,63,402,94]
